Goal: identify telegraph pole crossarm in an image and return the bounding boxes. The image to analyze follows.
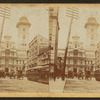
[62,7,79,81]
[0,7,11,46]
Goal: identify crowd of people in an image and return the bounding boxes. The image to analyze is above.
[0,69,24,79]
[50,68,95,81]
[67,69,94,80]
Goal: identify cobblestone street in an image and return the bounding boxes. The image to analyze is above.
[64,78,100,93]
[0,77,48,93]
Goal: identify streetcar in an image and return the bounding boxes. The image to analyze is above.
[94,69,100,81]
[26,65,49,84]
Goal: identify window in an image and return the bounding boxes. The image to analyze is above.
[16,67,18,70]
[78,44,80,47]
[7,44,9,48]
[68,52,70,56]
[74,50,78,55]
[74,60,77,64]
[16,60,18,64]
[12,59,14,64]
[75,44,77,48]
[49,37,52,41]
[12,53,14,56]
[81,60,82,64]
[68,59,70,64]
[20,60,21,64]
[80,52,82,56]
[23,34,25,39]
[85,60,86,64]
[6,59,9,63]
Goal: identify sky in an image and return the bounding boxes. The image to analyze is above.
[0,7,49,43]
[1,7,100,49]
[58,7,100,49]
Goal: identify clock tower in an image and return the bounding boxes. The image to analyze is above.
[84,17,99,71]
[85,17,99,45]
[16,16,31,50]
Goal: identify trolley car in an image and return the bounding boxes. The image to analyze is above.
[94,70,100,81]
[26,65,49,84]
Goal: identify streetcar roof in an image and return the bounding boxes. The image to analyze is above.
[27,65,49,70]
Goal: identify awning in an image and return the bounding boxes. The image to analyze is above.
[27,65,49,70]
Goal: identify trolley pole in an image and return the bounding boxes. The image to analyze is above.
[62,7,79,81]
[0,7,11,45]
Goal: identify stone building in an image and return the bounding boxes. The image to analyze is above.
[0,35,17,72]
[27,34,48,68]
[16,16,31,70]
[84,17,99,71]
[49,7,59,73]
[0,16,31,72]
[58,36,86,74]
[37,47,49,66]
[95,42,100,70]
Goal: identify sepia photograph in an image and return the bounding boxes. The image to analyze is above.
[0,3,100,97]
[0,6,49,93]
[49,6,100,93]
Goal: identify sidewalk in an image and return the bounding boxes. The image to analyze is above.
[49,77,66,92]
[0,77,49,92]
[63,78,100,93]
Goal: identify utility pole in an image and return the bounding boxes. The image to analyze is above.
[0,7,11,45]
[54,7,59,81]
[62,7,79,80]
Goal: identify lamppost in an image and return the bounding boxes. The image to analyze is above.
[62,7,79,80]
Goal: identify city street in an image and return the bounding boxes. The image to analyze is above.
[63,78,100,93]
[0,77,48,93]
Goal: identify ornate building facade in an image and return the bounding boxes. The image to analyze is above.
[16,16,31,70]
[0,16,31,72]
[49,7,59,73]
[58,36,86,74]
[0,35,17,72]
[84,17,99,71]
[95,42,100,70]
